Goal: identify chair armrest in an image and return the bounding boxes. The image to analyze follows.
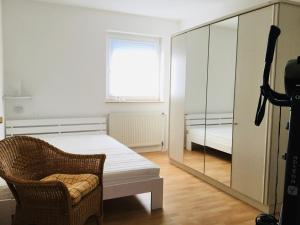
[12,179,71,211]
[43,144,106,178]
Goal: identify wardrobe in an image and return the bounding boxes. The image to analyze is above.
[169,0,300,212]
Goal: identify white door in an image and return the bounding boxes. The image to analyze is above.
[232,5,275,203]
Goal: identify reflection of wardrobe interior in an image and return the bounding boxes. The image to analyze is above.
[169,1,300,212]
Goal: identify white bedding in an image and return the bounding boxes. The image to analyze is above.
[187,124,232,154]
[35,134,160,186]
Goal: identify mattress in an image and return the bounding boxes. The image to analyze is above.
[35,134,160,186]
[187,124,232,154]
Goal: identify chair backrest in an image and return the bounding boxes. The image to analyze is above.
[0,136,49,182]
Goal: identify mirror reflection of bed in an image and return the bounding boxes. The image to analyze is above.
[184,114,205,173]
[182,26,208,174]
[183,17,237,186]
[204,118,232,186]
[185,113,233,186]
[205,17,237,186]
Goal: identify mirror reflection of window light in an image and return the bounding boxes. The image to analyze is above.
[107,37,161,101]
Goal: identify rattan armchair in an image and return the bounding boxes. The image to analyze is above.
[0,136,106,225]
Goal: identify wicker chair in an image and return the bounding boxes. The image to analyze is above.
[0,136,106,225]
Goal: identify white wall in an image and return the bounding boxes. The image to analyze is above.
[0,0,5,185]
[2,0,179,148]
[0,2,11,223]
[0,0,4,140]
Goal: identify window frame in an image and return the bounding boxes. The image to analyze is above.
[105,32,163,103]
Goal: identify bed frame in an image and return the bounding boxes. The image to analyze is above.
[4,117,163,210]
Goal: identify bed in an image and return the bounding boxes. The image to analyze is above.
[4,117,163,210]
[185,113,233,154]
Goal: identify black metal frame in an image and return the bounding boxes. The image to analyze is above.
[279,88,300,225]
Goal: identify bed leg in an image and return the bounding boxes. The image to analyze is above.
[151,178,163,210]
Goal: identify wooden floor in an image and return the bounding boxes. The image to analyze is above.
[87,151,260,225]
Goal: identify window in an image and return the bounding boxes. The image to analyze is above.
[106,33,162,102]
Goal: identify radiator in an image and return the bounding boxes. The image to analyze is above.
[109,112,165,148]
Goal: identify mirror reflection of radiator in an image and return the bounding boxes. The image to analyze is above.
[109,112,165,149]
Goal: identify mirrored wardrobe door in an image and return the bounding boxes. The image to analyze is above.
[183,26,209,173]
[205,17,238,186]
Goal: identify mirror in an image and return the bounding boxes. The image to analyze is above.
[205,17,238,186]
[183,26,209,172]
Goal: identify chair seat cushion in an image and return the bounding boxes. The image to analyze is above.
[41,174,99,205]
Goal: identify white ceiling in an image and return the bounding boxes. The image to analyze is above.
[33,0,293,28]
